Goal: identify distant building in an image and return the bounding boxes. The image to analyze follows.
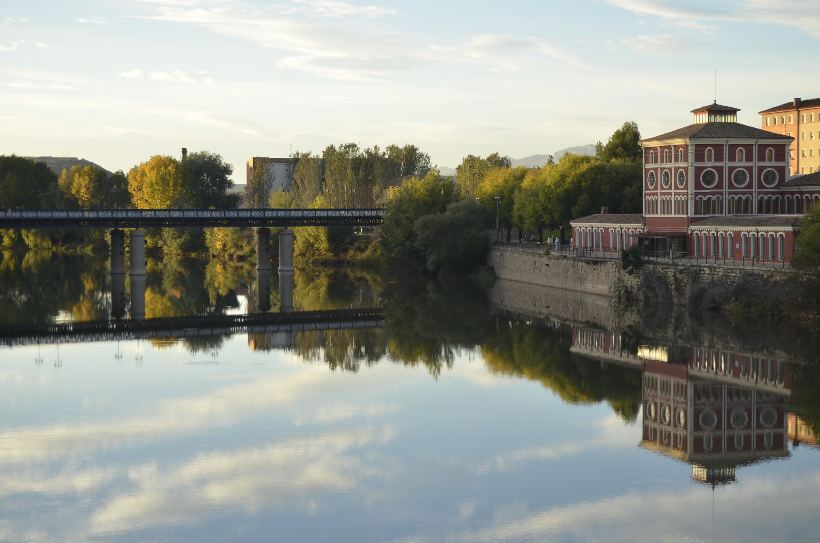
[570,102,820,263]
[246,157,296,193]
[760,98,820,175]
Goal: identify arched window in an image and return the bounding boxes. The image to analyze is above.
[705,147,714,162]
[768,234,775,260]
[663,149,669,163]
[766,147,775,162]
[778,234,785,260]
[678,149,684,163]
[693,234,699,257]
[775,196,782,214]
[648,150,655,164]
[727,233,734,258]
[759,234,766,259]
[742,233,748,258]
[718,233,725,258]
[736,148,745,162]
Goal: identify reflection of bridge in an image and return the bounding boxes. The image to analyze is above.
[0,308,384,346]
[0,208,384,228]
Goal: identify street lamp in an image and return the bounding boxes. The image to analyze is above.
[494,195,501,241]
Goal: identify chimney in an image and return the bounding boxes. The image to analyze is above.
[181,147,188,160]
[600,206,609,215]
[793,98,802,107]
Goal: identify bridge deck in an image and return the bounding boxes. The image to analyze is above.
[0,308,384,346]
[0,208,384,228]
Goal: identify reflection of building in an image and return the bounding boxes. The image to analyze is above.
[641,361,790,485]
[569,324,793,483]
[571,102,820,262]
[760,98,820,175]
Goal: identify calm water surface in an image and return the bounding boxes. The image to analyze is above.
[0,252,819,542]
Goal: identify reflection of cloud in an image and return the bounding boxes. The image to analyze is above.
[0,467,117,497]
[0,368,369,464]
[476,414,637,473]
[90,426,394,534]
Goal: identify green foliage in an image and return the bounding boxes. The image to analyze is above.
[290,152,323,208]
[127,155,185,209]
[294,195,333,262]
[385,144,432,178]
[381,171,457,265]
[58,165,131,209]
[0,156,61,209]
[455,152,511,198]
[180,151,235,209]
[204,228,254,260]
[475,166,529,231]
[793,206,820,272]
[596,121,642,162]
[621,245,642,271]
[413,200,489,274]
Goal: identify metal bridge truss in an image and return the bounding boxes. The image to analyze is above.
[0,308,384,346]
[0,208,384,228]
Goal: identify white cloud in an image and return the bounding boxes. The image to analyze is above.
[0,40,47,53]
[118,68,214,83]
[76,16,112,24]
[287,0,397,18]
[608,0,820,38]
[430,34,583,73]
[618,33,689,55]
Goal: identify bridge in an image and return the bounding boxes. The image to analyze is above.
[0,208,384,228]
[0,207,384,281]
[0,308,384,347]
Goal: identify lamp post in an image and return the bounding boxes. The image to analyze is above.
[494,195,501,241]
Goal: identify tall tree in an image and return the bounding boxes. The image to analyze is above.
[596,121,642,162]
[0,156,61,209]
[291,152,323,208]
[180,151,234,209]
[456,152,511,198]
[127,155,185,209]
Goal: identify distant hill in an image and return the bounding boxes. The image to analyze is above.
[437,166,456,177]
[552,144,596,161]
[510,154,552,168]
[27,157,111,176]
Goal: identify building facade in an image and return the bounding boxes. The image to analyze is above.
[760,97,820,175]
[571,103,820,263]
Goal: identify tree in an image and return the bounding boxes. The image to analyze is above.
[294,195,334,262]
[596,121,642,162]
[475,166,529,235]
[386,144,432,178]
[413,200,489,273]
[456,152,511,198]
[793,206,820,272]
[381,171,457,264]
[127,155,185,209]
[291,152,323,207]
[180,151,235,209]
[0,156,61,209]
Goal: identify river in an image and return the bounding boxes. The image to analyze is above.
[0,251,818,542]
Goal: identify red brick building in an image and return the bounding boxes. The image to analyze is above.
[571,103,820,263]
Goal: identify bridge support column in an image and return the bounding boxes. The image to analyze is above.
[279,271,294,313]
[111,272,126,319]
[129,229,146,320]
[130,229,146,276]
[256,228,273,271]
[255,269,272,313]
[110,229,126,275]
[278,228,294,273]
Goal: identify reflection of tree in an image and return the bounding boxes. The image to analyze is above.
[0,252,108,325]
[383,277,494,377]
[790,363,820,438]
[482,320,642,422]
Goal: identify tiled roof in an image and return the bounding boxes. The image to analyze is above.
[643,122,793,143]
[691,103,740,113]
[783,172,820,187]
[759,98,820,114]
[570,213,644,225]
[689,216,801,228]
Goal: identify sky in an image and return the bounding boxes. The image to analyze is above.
[1,0,820,182]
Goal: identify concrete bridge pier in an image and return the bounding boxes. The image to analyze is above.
[278,228,294,273]
[256,228,273,271]
[129,229,146,320]
[111,272,127,319]
[279,271,294,313]
[110,229,126,275]
[255,269,272,313]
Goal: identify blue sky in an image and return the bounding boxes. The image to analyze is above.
[2,0,819,181]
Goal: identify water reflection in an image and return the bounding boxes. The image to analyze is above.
[1,253,820,541]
